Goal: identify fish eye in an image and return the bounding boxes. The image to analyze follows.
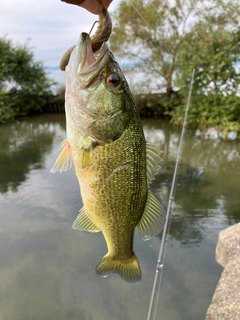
[106,73,121,88]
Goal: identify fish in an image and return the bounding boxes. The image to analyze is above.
[51,10,165,283]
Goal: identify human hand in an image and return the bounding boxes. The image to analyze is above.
[61,0,112,14]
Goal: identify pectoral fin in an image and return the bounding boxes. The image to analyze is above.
[137,190,165,241]
[146,142,163,185]
[72,207,101,232]
[81,144,93,168]
[50,139,72,173]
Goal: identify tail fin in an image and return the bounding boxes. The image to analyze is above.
[96,253,142,283]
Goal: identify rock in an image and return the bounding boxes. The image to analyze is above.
[205,223,240,320]
[216,223,240,267]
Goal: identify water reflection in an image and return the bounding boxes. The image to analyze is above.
[145,119,240,249]
[154,164,206,246]
[0,115,239,320]
[0,116,61,193]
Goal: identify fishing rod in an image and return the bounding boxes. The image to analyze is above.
[147,69,195,320]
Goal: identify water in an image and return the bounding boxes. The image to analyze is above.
[0,114,239,320]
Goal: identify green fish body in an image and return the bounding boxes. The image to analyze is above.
[51,26,165,283]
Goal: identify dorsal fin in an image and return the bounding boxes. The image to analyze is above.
[146,142,163,185]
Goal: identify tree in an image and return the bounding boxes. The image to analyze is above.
[0,37,54,123]
[110,0,204,95]
[110,0,240,132]
[173,23,240,133]
[173,2,240,132]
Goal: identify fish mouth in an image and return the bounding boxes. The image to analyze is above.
[77,32,109,87]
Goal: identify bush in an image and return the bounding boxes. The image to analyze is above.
[0,37,54,123]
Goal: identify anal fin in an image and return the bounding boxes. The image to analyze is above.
[137,189,165,241]
[72,207,101,233]
[50,139,72,173]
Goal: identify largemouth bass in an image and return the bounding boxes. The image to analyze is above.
[51,10,165,283]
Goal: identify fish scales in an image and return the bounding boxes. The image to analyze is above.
[77,121,147,258]
[51,10,165,283]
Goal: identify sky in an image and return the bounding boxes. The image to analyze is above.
[0,0,120,87]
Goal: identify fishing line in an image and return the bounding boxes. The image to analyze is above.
[128,0,153,30]
[147,68,195,320]
[127,0,182,55]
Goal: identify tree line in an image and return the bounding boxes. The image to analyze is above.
[1,0,240,134]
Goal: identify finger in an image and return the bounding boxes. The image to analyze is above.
[79,0,103,14]
[61,0,103,14]
[100,0,113,9]
[61,0,85,5]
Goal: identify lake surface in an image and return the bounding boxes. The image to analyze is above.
[0,114,239,320]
